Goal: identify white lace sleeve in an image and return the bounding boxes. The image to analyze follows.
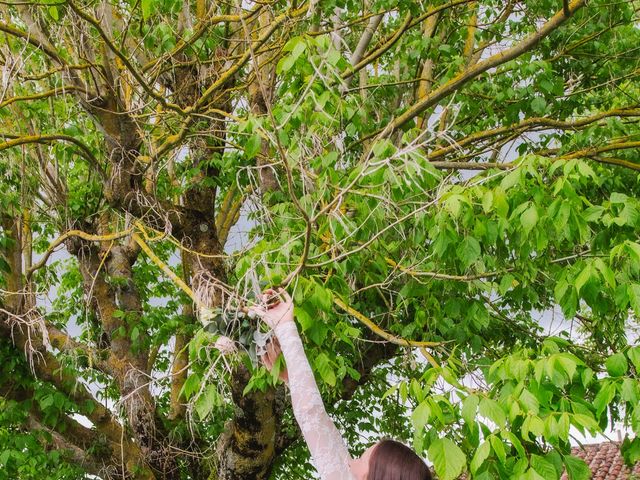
[274,322,355,480]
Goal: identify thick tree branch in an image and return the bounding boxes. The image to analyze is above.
[193,4,309,112]
[215,187,245,247]
[348,13,383,68]
[0,85,95,109]
[341,0,474,82]
[0,134,105,179]
[142,4,263,74]
[427,107,640,161]
[0,345,154,479]
[362,0,588,141]
[0,319,128,449]
[342,13,412,83]
[558,141,640,160]
[67,0,189,116]
[26,227,134,278]
[333,297,442,348]
[0,21,64,64]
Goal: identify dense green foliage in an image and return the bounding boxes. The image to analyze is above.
[1,0,639,478]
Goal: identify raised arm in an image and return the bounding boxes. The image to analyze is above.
[251,289,355,480]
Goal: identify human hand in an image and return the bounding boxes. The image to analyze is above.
[260,337,289,384]
[248,288,294,331]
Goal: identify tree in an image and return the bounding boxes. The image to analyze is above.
[1,0,639,478]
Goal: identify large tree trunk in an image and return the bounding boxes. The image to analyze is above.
[212,365,286,480]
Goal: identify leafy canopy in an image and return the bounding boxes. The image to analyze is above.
[0,0,639,479]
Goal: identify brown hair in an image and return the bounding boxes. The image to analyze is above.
[367,439,432,480]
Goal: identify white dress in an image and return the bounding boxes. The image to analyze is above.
[275,322,357,480]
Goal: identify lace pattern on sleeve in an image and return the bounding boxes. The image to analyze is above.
[275,322,355,480]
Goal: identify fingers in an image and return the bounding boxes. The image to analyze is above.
[260,340,276,367]
[263,288,277,299]
[260,339,281,368]
[247,305,266,318]
[265,338,280,358]
[259,289,280,310]
[263,287,290,305]
[261,352,274,369]
[277,288,292,304]
[259,339,288,383]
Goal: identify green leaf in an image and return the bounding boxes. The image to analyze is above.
[564,455,591,480]
[499,274,516,295]
[479,397,506,429]
[444,194,464,217]
[628,346,640,371]
[557,412,570,442]
[493,188,510,217]
[462,394,479,426]
[489,435,506,464]
[521,204,539,234]
[627,243,640,265]
[310,282,333,312]
[594,258,616,288]
[622,436,640,465]
[544,415,559,441]
[470,440,490,473]
[574,263,593,294]
[605,352,628,377]
[482,191,493,213]
[141,0,152,20]
[180,373,201,400]
[314,353,336,386]
[519,389,539,414]
[572,413,599,434]
[503,430,525,458]
[48,5,59,21]
[195,385,219,420]
[283,36,303,52]
[523,468,546,480]
[555,353,580,380]
[628,284,640,316]
[593,382,616,417]
[620,378,638,404]
[294,306,315,332]
[546,451,564,476]
[531,97,547,114]
[581,367,594,387]
[522,414,544,440]
[411,401,431,432]
[610,192,627,204]
[583,205,604,222]
[291,40,306,61]
[428,438,466,480]
[457,237,481,268]
[40,395,54,410]
[245,134,262,160]
[501,170,521,190]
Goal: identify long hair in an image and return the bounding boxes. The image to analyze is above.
[367,439,432,480]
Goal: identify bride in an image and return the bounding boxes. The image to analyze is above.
[249,288,431,480]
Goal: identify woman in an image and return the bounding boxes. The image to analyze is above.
[249,288,431,480]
